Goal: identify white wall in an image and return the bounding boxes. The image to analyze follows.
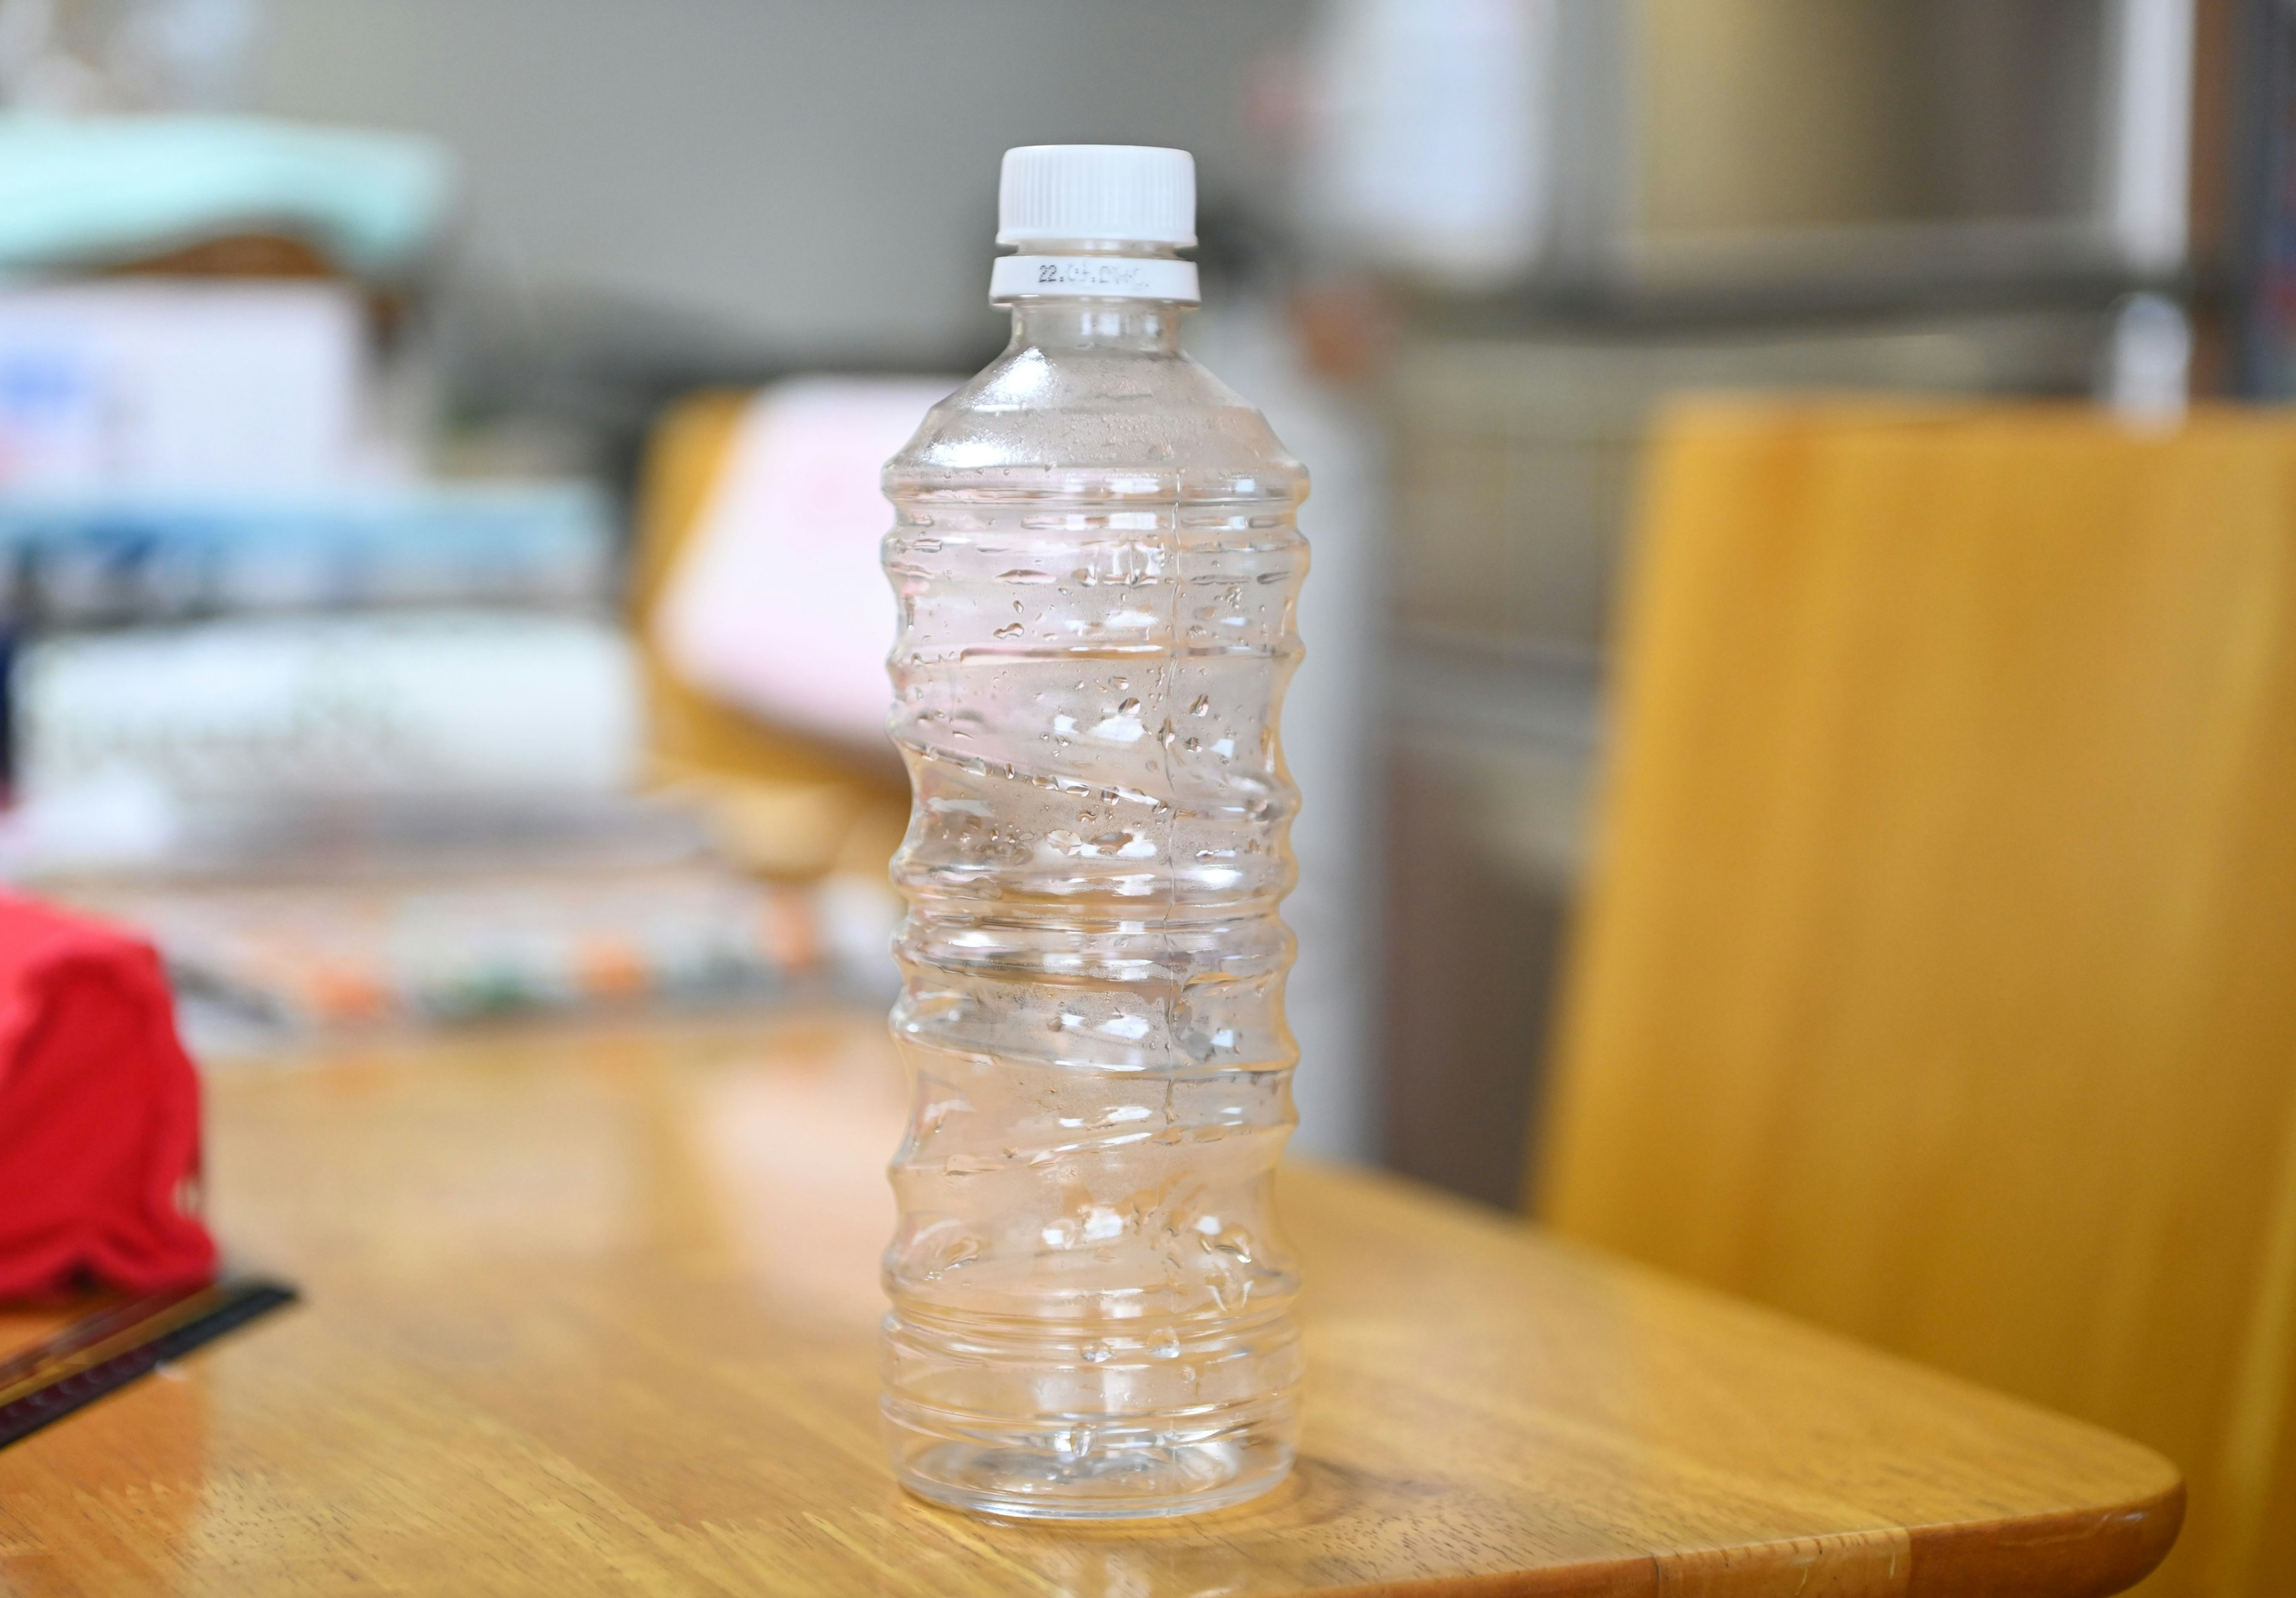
[252,0,1310,362]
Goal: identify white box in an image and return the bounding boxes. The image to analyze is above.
[0,280,366,491]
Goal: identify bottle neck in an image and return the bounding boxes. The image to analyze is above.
[996,238,1194,355]
[1009,300,1187,356]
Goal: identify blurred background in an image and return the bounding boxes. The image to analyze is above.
[9,4,2296,1587]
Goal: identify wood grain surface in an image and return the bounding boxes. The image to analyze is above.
[1538,402,2296,1597]
[0,1012,2176,1596]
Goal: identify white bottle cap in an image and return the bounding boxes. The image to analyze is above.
[996,145,1197,247]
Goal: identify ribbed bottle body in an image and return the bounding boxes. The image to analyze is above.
[880,313,1307,1518]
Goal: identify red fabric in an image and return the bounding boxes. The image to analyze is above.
[0,891,216,1298]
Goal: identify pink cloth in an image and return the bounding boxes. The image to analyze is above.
[0,891,216,1298]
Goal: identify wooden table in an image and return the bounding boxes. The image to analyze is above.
[0,1011,2179,1596]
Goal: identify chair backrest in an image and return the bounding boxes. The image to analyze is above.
[1536,402,2296,1597]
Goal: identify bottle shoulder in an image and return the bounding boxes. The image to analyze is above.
[886,344,1306,500]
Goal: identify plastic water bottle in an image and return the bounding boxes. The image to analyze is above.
[880,145,1307,1520]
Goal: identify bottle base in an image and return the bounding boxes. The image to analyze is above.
[881,1306,1302,1521]
[891,1432,1294,1521]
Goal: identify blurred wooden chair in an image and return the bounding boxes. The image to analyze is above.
[1535,402,2296,1597]
[629,390,908,878]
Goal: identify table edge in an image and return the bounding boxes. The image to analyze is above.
[1905,1473,2184,1598]
[1284,1477,2185,1598]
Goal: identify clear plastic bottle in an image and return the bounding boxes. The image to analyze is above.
[879,145,1307,1520]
